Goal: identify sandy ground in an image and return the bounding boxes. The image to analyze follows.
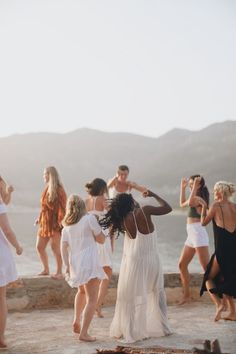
[4,303,236,354]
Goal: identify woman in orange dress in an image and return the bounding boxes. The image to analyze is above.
[36,166,67,279]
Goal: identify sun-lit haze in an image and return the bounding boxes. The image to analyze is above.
[0,0,236,138]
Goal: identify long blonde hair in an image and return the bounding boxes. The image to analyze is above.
[46,166,62,203]
[214,181,236,199]
[63,195,87,226]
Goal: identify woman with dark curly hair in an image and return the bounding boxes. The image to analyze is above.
[100,190,172,343]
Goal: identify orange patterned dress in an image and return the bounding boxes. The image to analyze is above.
[38,186,67,238]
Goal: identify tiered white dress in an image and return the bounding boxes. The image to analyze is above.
[110,211,172,343]
[0,203,18,287]
[88,197,113,269]
[61,213,107,288]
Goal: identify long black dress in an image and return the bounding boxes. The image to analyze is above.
[200,205,236,298]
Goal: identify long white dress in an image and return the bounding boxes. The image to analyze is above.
[61,213,107,288]
[0,203,18,287]
[88,197,113,269]
[110,211,172,343]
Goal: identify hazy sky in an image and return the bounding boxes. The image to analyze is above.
[0,0,236,138]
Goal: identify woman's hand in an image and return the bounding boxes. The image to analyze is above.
[142,190,155,198]
[16,245,23,255]
[181,178,188,189]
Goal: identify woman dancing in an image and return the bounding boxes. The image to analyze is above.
[100,190,172,343]
[0,190,23,348]
[61,195,106,342]
[85,178,114,318]
[199,181,236,321]
[178,175,210,304]
[36,166,67,279]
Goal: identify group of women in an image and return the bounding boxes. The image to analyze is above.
[0,165,236,348]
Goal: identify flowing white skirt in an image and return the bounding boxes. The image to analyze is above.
[110,231,172,343]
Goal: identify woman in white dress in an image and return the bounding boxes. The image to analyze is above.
[85,178,114,318]
[61,195,107,342]
[100,190,173,343]
[0,177,23,348]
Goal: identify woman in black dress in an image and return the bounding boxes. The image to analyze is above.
[197,179,236,321]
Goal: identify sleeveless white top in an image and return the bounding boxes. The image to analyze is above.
[110,209,172,343]
[0,203,18,286]
[88,197,112,269]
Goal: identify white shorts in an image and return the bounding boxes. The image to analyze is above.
[185,222,209,248]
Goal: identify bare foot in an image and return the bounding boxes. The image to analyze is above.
[73,322,80,334]
[38,270,49,276]
[79,334,96,342]
[223,313,236,321]
[51,273,64,280]
[96,308,104,318]
[214,304,224,321]
[178,297,192,305]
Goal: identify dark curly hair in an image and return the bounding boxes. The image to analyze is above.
[99,193,135,236]
[189,174,210,207]
[85,178,108,196]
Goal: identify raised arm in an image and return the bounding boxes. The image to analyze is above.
[188,177,201,207]
[143,190,172,216]
[0,213,22,255]
[179,178,189,208]
[107,175,118,189]
[128,181,147,194]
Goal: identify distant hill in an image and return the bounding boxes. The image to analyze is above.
[0,121,236,208]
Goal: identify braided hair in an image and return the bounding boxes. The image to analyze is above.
[99,193,135,235]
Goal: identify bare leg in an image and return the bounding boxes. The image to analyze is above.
[195,246,210,271]
[73,286,86,333]
[36,236,50,275]
[0,286,7,348]
[96,266,112,318]
[178,245,195,304]
[223,296,236,321]
[50,233,63,279]
[205,256,223,321]
[79,278,100,342]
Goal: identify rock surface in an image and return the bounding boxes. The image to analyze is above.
[5,303,236,354]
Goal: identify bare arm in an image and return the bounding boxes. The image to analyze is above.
[0,213,22,254]
[61,240,70,273]
[128,181,147,193]
[143,190,172,216]
[199,199,216,226]
[188,177,201,207]
[107,176,118,189]
[180,178,189,208]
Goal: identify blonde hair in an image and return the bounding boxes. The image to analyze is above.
[214,181,236,199]
[46,166,62,202]
[63,195,87,226]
